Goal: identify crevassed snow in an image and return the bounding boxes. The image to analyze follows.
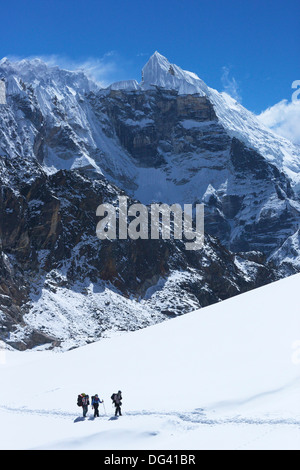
[0,274,299,450]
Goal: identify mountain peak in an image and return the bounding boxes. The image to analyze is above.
[148,50,170,65]
[152,50,165,59]
[141,51,208,96]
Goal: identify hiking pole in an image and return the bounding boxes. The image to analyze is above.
[102,400,107,415]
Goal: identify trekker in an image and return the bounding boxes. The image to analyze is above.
[91,394,103,417]
[111,390,122,416]
[78,393,90,417]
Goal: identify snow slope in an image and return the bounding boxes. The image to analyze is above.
[0,274,299,450]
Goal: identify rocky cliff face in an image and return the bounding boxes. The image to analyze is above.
[0,53,299,350]
[100,89,217,167]
[0,159,278,350]
[88,87,300,256]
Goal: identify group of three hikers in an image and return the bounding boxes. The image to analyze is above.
[77,391,122,418]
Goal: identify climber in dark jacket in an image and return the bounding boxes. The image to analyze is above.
[111,390,122,416]
[91,394,103,417]
[80,393,90,417]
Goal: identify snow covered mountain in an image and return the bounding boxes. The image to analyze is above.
[0,274,299,450]
[1,52,299,254]
[2,52,300,186]
[0,52,299,349]
[140,53,300,186]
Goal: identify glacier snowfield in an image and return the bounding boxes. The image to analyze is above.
[0,274,300,450]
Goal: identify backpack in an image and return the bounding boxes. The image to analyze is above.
[91,395,97,405]
[77,395,83,407]
[111,393,121,406]
[111,393,116,403]
[82,395,89,406]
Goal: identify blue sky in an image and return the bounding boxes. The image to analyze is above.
[0,0,299,116]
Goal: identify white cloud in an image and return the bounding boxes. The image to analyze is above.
[258,99,300,145]
[221,66,241,102]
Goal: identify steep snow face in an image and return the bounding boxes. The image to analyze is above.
[141,52,300,190]
[208,90,300,190]
[0,58,138,187]
[0,58,99,172]
[0,57,97,96]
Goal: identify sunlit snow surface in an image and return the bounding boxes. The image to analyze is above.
[1,274,299,450]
